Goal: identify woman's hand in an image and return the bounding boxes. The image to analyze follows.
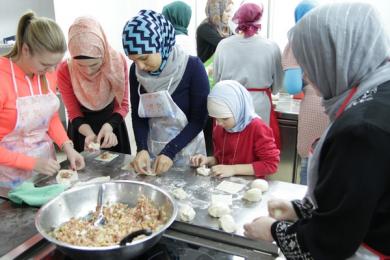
[153,154,173,175]
[190,154,208,167]
[97,123,118,149]
[132,150,151,174]
[211,164,236,178]
[33,158,60,176]
[84,134,98,151]
[268,198,298,221]
[63,143,85,171]
[243,216,276,242]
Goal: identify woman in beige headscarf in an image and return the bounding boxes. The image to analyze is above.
[196,0,234,156]
[57,17,131,154]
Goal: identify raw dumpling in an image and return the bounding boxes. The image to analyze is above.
[242,188,262,202]
[88,142,100,151]
[219,214,236,233]
[179,204,196,222]
[56,170,78,185]
[172,187,188,200]
[250,179,269,192]
[208,202,231,218]
[196,165,211,176]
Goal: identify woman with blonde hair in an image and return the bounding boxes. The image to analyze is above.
[57,17,130,154]
[0,11,85,188]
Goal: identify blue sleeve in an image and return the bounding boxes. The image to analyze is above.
[283,68,303,94]
[129,64,149,152]
[160,57,210,159]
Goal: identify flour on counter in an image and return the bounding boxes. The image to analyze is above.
[216,180,245,194]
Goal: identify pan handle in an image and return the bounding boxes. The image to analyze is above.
[119,229,152,246]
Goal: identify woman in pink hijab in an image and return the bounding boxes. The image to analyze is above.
[57,17,130,153]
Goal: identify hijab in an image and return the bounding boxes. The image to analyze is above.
[122,10,189,94]
[204,0,232,37]
[294,0,318,23]
[290,2,390,207]
[232,3,263,38]
[68,17,126,110]
[162,1,192,36]
[208,80,259,133]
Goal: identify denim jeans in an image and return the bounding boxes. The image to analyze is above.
[299,157,308,185]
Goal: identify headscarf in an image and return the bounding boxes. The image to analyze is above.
[208,80,258,133]
[290,2,390,207]
[294,0,318,23]
[232,3,263,38]
[205,0,232,37]
[68,17,126,110]
[162,1,192,35]
[122,10,189,94]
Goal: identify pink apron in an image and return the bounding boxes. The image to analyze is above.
[0,60,59,188]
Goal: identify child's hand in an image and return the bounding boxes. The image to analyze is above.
[190,154,208,167]
[211,165,236,178]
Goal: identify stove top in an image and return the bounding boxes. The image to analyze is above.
[136,237,245,260]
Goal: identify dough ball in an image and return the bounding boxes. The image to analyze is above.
[219,214,236,233]
[250,179,269,192]
[208,202,231,218]
[88,142,100,151]
[172,188,188,200]
[242,188,262,202]
[196,165,211,176]
[273,209,283,219]
[56,170,78,185]
[179,204,196,222]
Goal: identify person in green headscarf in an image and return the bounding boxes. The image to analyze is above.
[162,1,196,55]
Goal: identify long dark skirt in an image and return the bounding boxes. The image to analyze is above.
[67,101,131,154]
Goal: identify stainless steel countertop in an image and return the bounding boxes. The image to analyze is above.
[273,96,300,121]
[0,151,307,257]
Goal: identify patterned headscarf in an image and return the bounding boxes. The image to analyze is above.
[122,10,176,76]
[232,3,263,38]
[205,0,232,37]
[291,2,390,207]
[162,1,192,36]
[68,17,126,110]
[208,80,259,133]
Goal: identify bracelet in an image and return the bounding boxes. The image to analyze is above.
[61,140,74,151]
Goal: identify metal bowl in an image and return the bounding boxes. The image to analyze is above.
[35,180,177,260]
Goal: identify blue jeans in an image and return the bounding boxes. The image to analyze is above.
[299,157,308,185]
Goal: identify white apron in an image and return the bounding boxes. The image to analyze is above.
[138,81,206,170]
[0,60,58,188]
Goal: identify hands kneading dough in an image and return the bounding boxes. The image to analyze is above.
[196,165,211,176]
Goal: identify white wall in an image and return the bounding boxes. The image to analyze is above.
[0,0,55,41]
[269,0,390,50]
[53,0,210,55]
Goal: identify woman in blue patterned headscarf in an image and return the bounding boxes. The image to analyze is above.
[121,10,209,175]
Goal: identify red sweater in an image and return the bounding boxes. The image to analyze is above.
[213,117,280,178]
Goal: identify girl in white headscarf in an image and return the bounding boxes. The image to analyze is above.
[243,3,390,259]
[191,80,279,178]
